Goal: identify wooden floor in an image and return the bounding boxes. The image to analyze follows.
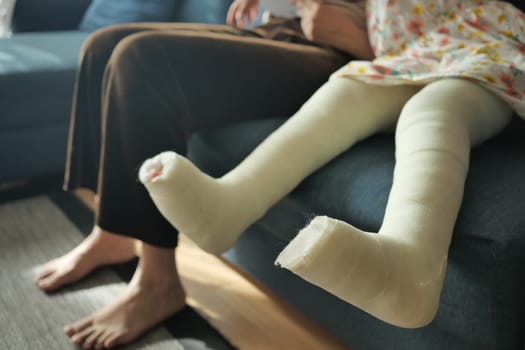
[75,189,349,350]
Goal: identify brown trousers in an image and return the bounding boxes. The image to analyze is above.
[64,19,349,247]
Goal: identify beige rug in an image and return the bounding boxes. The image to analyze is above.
[0,195,187,349]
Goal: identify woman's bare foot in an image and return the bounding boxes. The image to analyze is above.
[35,227,137,292]
[64,245,186,349]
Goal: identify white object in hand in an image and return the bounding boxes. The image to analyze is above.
[259,0,297,17]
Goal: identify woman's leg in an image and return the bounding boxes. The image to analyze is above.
[140,78,419,254]
[39,24,348,348]
[94,29,347,248]
[34,225,136,292]
[37,22,347,291]
[36,25,162,292]
[69,25,349,248]
[66,23,236,192]
[64,21,345,195]
[277,79,513,328]
[37,24,210,292]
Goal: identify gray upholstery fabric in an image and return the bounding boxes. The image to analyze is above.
[188,117,525,350]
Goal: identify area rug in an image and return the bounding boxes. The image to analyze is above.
[0,188,234,350]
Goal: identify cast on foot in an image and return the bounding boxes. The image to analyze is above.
[275,216,446,328]
[64,264,186,349]
[35,228,137,292]
[139,151,264,255]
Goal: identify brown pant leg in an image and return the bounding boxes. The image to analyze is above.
[65,22,267,191]
[66,23,348,247]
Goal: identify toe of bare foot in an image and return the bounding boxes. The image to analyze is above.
[35,275,60,292]
[64,275,186,349]
[68,321,128,349]
[70,327,94,346]
[35,261,82,292]
[35,230,136,292]
[64,316,92,337]
[34,267,55,289]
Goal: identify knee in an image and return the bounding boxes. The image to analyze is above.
[107,31,168,74]
[80,24,143,63]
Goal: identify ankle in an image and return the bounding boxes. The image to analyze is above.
[130,263,185,299]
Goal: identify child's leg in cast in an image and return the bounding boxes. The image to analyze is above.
[140,79,418,254]
[276,78,513,328]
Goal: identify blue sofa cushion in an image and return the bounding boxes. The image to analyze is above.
[12,0,92,32]
[187,117,525,350]
[172,0,231,24]
[0,31,90,130]
[79,0,178,31]
[0,31,90,181]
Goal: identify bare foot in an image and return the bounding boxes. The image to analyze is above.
[35,227,136,292]
[64,264,186,349]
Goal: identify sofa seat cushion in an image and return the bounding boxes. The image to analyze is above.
[188,117,525,350]
[0,31,90,131]
[0,123,70,181]
[189,117,525,245]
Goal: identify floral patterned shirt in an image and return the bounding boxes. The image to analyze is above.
[331,0,525,118]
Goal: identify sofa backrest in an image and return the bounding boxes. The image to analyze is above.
[13,0,522,34]
[12,0,93,32]
[12,0,232,33]
[172,0,232,24]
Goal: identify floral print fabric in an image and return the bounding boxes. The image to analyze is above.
[332,0,525,118]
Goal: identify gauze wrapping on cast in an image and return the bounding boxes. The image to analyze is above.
[139,78,511,328]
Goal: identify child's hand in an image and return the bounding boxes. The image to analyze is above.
[227,0,260,28]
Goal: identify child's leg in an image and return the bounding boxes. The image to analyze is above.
[276,79,513,328]
[140,79,418,254]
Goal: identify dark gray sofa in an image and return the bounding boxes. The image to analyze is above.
[1,1,524,349]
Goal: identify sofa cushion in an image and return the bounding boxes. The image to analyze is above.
[188,117,525,350]
[12,0,92,32]
[189,117,525,249]
[79,0,178,31]
[0,123,70,181]
[172,0,232,24]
